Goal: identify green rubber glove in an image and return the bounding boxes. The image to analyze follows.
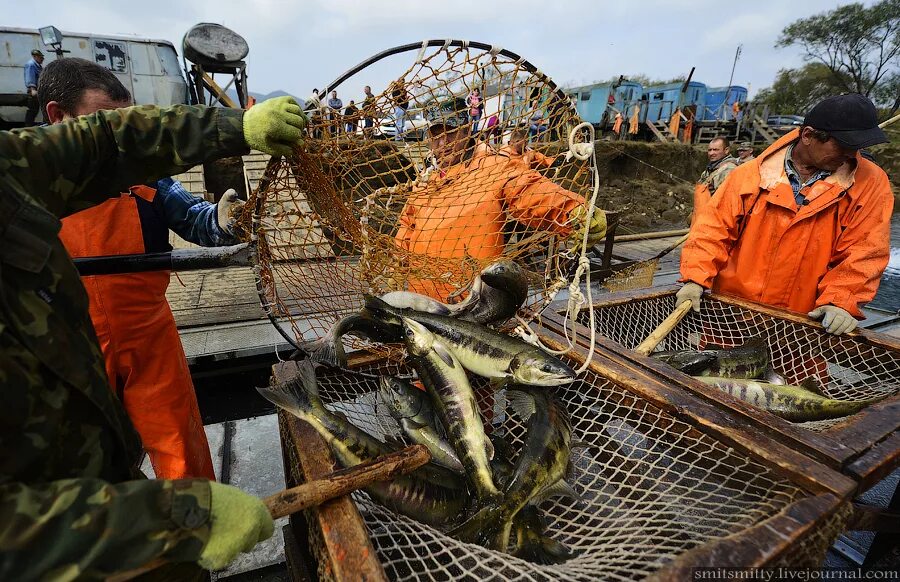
[198,483,274,571]
[568,205,608,248]
[242,96,307,156]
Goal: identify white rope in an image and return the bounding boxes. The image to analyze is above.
[511,122,600,372]
[489,46,502,57]
[415,40,429,64]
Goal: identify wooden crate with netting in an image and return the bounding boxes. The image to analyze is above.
[274,332,854,581]
[539,284,900,492]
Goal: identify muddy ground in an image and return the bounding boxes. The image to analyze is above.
[547,138,900,235]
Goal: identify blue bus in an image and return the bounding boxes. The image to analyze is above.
[641,81,707,123]
[566,80,643,128]
[700,85,748,121]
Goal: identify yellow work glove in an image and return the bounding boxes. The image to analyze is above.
[676,282,704,313]
[242,96,307,157]
[198,483,274,571]
[808,305,857,335]
[568,205,607,248]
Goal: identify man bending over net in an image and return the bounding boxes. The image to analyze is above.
[395,97,606,301]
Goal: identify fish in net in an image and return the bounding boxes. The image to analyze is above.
[238,40,603,359]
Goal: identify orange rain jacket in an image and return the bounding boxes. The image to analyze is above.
[396,152,583,300]
[681,129,893,318]
[498,144,556,170]
[59,186,215,480]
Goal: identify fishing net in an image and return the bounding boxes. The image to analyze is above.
[570,292,900,432]
[240,40,599,356]
[280,355,847,580]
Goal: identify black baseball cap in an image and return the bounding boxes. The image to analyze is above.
[803,94,887,149]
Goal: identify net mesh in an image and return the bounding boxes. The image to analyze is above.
[571,293,900,432]
[281,356,846,580]
[241,42,596,354]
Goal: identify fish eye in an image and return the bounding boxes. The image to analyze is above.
[541,363,555,372]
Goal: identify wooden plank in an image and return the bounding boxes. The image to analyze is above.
[276,362,387,582]
[649,494,846,578]
[201,71,238,108]
[846,431,900,490]
[645,120,669,142]
[535,323,856,498]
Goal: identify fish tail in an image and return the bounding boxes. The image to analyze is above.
[301,335,347,368]
[256,360,325,417]
[513,534,574,565]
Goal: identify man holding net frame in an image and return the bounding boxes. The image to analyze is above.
[394,96,607,301]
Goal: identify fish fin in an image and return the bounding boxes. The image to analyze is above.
[432,339,456,368]
[256,361,322,414]
[513,535,574,565]
[799,377,827,397]
[484,438,495,461]
[506,390,536,420]
[535,479,579,502]
[301,336,347,368]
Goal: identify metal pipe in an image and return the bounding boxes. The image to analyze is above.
[73,243,253,275]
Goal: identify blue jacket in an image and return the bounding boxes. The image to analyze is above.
[24,58,42,89]
[155,177,236,247]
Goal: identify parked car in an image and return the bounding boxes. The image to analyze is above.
[375,110,429,140]
[766,114,804,130]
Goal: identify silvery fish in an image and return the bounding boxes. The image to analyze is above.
[365,294,575,386]
[256,361,469,527]
[402,317,501,503]
[378,375,468,474]
[695,376,887,421]
[451,387,573,551]
[452,260,529,325]
[300,312,402,367]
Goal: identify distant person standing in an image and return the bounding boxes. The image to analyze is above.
[693,137,738,219]
[467,88,483,135]
[328,90,343,134]
[344,100,359,134]
[736,142,756,165]
[391,81,409,141]
[24,49,44,125]
[362,85,376,137]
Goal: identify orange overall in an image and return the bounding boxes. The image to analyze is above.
[59,186,215,480]
[396,153,582,300]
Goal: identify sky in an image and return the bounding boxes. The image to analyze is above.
[6,0,865,102]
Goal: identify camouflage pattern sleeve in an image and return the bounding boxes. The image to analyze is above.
[0,104,248,218]
[0,478,212,579]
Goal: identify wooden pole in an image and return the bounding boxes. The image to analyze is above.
[634,300,693,356]
[263,444,430,518]
[612,228,690,243]
[106,445,430,582]
[878,112,900,129]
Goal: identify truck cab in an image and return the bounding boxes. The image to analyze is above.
[0,27,188,128]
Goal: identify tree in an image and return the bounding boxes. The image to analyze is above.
[777,0,900,102]
[754,63,851,114]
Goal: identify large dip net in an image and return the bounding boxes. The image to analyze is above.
[280,355,848,581]
[242,40,600,357]
[573,292,900,432]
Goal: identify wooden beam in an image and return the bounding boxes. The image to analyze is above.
[201,72,239,109]
[645,120,669,142]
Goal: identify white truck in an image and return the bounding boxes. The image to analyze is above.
[0,26,188,128]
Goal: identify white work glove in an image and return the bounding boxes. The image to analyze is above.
[808,305,858,335]
[216,189,245,236]
[676,282,704,313]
